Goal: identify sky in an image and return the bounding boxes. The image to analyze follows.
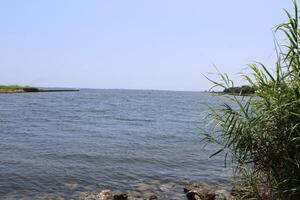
[0,0,294,91]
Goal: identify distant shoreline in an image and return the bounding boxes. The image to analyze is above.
[0,85,79,94]
[30,89,80,93]
[209,91,255,97]
[0,89,80,94]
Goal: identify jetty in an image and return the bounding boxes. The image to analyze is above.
[34,89,80,93]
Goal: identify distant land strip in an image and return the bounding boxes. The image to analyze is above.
[33,89,80,92]
[0,85,79,93]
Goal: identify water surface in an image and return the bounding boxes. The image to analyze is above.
[0,89,231,199]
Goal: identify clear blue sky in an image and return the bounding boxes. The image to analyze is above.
[0,0,293,91]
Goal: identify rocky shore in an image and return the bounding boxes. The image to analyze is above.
[79,183,237,200]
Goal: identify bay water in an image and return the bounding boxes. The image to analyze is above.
[0,89,231,199]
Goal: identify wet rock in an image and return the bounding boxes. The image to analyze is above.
[186,191,215,200]
[206,192,216,200]
[184,184,201,194]
[113,192,128,200]
[80,189,159,200]
[142,192,157,200]
[184,184,216,200]
[148,194,158,200]
[79,192,99,200]
[135,182,152,192]
[79,190,113,200]
[186,191,202,200]
[98,190,113,199]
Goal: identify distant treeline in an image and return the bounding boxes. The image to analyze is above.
[0,85,39,93]
[0,85,79,93]
[223,85,256,95]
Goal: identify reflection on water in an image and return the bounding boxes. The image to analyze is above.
[0,89,231,199]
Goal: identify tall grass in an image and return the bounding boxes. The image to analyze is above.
[204,1,300,199]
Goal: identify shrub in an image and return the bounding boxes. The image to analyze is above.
[204,1,300,199]
[22,87,39,92]
[223,85,256,95]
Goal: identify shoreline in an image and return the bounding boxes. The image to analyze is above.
[8,182,235,200]
[79,182,235,200]
[209,91,255,97]
[0,89,80,94]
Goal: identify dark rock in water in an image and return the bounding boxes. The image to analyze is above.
[113,192,128,200]
[184,184,216,200]
[206,192,216,200]
[80,189,158,200]
[186,191,202,200]
[186,191,215,200]
[148,194,158,200]
[79,183,233,200]
[184,184,206,194]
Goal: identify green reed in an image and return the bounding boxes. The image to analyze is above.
[204,1,300,199]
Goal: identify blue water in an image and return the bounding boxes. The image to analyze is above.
[0,89,231,199]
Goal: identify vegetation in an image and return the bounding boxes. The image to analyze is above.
[223,85,256,95]
[204,1,300,199]
[0,85,39,93]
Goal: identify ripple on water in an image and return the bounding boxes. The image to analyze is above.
[0,90,232,198]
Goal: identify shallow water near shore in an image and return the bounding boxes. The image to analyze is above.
[0,89,232,199]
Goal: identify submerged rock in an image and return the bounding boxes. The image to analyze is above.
[64,182,79,190]
[80,189,159,200]
[148,194,158,200]
[186,191,215,200]
[184,184,216,200]
[184,183,237,200]
[113,192,128,200]
[79,182,233,200]
[159,182,175,192]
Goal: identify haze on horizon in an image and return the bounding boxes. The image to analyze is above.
[0,0,292,91]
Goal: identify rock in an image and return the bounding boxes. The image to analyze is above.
[79,190,113,200]
[184,183,206,193]
[184,184,216,200]
[186,191,215,200]
[148,194,158,200]
[80,190,158,200]
[135,182,152,192]
[98,190,113,199]
[79,192,100,200]
[186,191,203,200]
[113,192,128,200]
[206,192,216,200]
